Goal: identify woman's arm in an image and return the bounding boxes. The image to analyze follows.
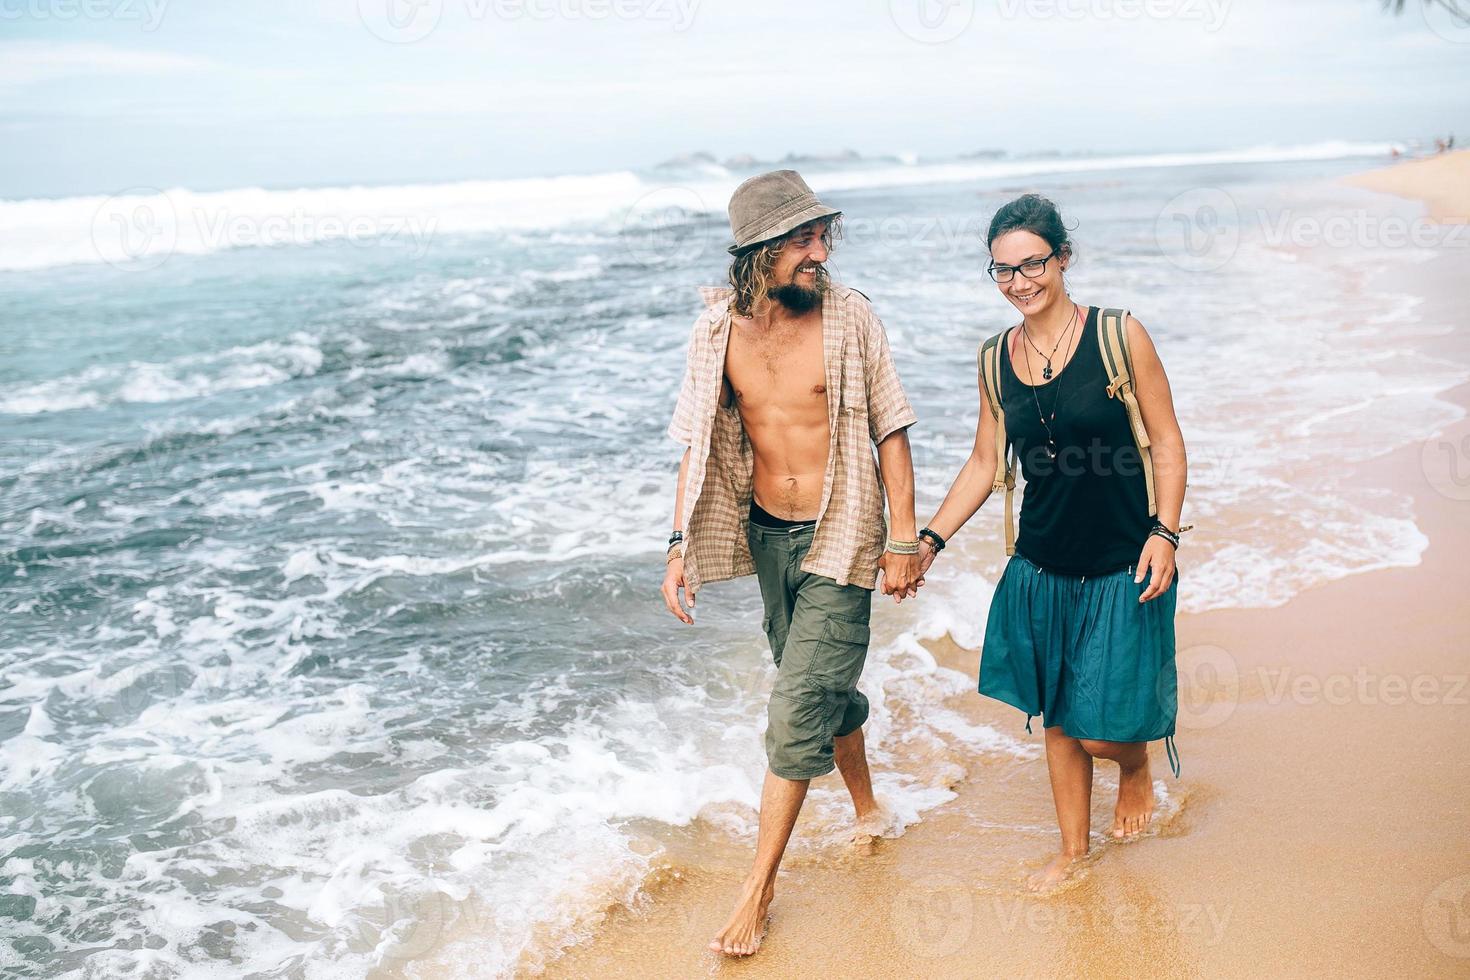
[1127,315,1188,601]
[913,368,1002,588]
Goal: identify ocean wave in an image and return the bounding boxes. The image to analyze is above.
[0,142,1398,273]
[0,334,324,415]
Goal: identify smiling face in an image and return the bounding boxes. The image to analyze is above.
[766,219,832,314]
[989,229,1070,318]
[727,217,838,318]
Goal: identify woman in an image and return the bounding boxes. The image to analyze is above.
[913,194,1188,892]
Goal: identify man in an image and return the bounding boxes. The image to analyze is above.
[659,170,921,957]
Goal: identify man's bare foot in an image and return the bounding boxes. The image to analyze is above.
[708,878,775,957]
[850,800,904,846]
[1110,757,1156,839]
[1026,851,1085,892]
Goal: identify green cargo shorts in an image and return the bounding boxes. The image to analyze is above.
[748,518,874,781]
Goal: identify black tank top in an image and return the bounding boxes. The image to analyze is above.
[999,306,1153,576]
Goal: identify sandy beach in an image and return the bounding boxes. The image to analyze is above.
[520,170,1470,979]
[1347,149,1470,223]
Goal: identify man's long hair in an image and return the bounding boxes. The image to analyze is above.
[727,217,841,318]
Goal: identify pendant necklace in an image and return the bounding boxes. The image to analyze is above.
[1018,302,1082,461]
[1020,301,1077,381]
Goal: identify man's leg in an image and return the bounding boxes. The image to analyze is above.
[709,771,807,956]
[712,526,873,956]
[833,727,878,820]
[712,518,802,957]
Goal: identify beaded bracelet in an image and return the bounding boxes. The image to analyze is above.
[1148,525,1180,549]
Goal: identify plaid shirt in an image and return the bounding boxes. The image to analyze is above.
[667,282,918,597]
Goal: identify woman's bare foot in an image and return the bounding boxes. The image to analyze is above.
[1110,757,1156,839]
[1026,851,1085,892]
[708,878,775,957]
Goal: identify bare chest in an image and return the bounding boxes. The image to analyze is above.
[721,317,828,415]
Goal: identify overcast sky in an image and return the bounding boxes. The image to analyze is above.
[2,0,1467,198]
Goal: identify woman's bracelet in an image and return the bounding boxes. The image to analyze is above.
[919,527,947,553]
[1148,524,1180,549]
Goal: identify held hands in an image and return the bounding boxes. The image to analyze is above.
[879,539,941,604]
[897,539,939,601]
[1135,534,1177,603]
[877,550,921,604]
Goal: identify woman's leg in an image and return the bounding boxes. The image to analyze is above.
[1078,739,1155,838]
[1031,725,1094,891]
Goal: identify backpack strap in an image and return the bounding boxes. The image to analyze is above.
[978,329,1018,556]
[1096,308,1158,520]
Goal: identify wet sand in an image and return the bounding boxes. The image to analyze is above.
[532,248,1470,979]
[431,171,1470,979]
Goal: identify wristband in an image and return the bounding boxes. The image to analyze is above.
[1148,525,1180,549]
[919,527,946,553]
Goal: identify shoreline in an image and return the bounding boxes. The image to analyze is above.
[390,167,1470,979]
[1345,149,1470,222]
[531,246,1470,979]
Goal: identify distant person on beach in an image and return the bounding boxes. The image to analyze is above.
[661,170,921,956]
[912,194,1189,892]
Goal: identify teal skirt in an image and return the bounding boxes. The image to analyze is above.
[978,553,1181,776]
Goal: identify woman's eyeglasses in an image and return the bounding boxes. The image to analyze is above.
[988,248,1059,283]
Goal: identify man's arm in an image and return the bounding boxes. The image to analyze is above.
[859,303,921,600]
[661,313,705,624]
[661,446,695,624]
[875,429,917,544]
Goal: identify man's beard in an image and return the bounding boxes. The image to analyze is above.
[770,269,828,314]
